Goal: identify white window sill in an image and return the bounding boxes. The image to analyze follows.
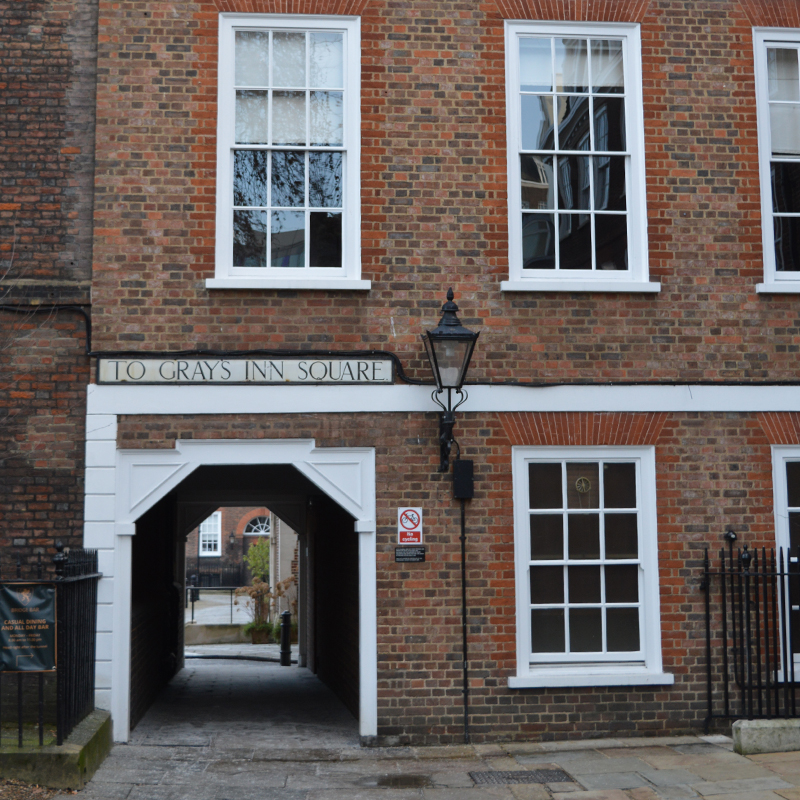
[199,553,221,558]
[206,278,372,291]
[508,670,674,689]
[501,279,661,293]
[757,282,800,294]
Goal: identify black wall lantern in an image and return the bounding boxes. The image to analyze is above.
[422,288,480,472]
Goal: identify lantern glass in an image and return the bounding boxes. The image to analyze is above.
[424,333,476,391]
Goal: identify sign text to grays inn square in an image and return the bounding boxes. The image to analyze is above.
[97,357,394,385]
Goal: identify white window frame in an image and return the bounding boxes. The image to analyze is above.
[502,21,659,294]
[199,511,222,556]
[510,446,673,688]
[209,14,368,291]
[244,515,272,536]
[772,446,800,570]
[754,29,800,293]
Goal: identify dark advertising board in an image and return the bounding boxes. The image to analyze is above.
[0,584,56,672]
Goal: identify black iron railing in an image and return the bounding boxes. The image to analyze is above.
[0,544,100,746]
[703,541,800,731]
[185,559,245,588]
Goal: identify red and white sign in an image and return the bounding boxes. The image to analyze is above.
[397,507,423,544]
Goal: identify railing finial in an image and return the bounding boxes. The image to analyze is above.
[53,541,67,578]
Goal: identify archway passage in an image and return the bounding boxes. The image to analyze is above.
[129,464,360,734]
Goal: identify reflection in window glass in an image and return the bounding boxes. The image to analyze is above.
[236,31,270,86]
[271,210,304,267]
[230,27,347,271]
[310,32,343,88]
[514,34,629,272]
[520,38,553,92]
[273,32,305,87]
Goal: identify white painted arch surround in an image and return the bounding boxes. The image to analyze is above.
[84,417,376,742]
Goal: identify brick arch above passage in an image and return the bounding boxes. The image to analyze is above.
[489,0,652,22]
[498,411,668,446]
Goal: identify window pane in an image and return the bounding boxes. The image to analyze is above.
[605,565,638,603]
[593,97,625,151]
[788,462,800,507]
[233,150,267,207]
[772,162,800,213]
[530,514,563,560]
[531,609,565,652]
[770,104,800,156]
[233,210,267,267]
[309,212,342,267]
[310,91,343,146]
[271,210,304,267]
[529,463,562,509]
[236,31,270,86]
[521,156,554,210]
[271,151,304,207]
[557,96,590,150]
[273,91,306,146]
[605,514,638,559]
[558,155,591,210]
[774,216,800,271]
[568,514,599,559]
[569,608,602,651]
[521,95,555,150]
[530,565,564,604]
[309,152,343,208]
[522,213,556,269]
[595,213,627,271]
[594,156,626,211]
[591,40,624,94]
[520,38,552,92]
[558,214,592,270]
[310,32,343,89]
[555,38,588,93]
[568,566,600,603]
[235,90,269,144]
[273,31,305,87]
[790,512,800,554]
[566,463,599,508]
[768,48,800,101]
[603,463,636,508]
[607,608,640,651]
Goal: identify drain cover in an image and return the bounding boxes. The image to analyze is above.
[470,769,571,785]
[374,774,432,788]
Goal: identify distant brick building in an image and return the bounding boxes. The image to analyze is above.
[185,506,298,605]
[8,0,800,746]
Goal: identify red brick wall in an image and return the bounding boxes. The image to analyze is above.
[0,312,90,576]
[89,0,800,384]
[115,409,785,742]
[0,0,96,288]
[0,0,96,573]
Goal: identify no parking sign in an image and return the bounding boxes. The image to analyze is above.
[397,507,423,544]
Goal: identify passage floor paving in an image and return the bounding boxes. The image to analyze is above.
[55,654,800,800]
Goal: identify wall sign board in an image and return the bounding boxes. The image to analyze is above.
[0,584,56,672]
[97,356,394,385]
[395,547,426,563]
[397,507,423,544]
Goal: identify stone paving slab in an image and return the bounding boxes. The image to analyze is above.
[691,777,795,795]
[51,650,800,800]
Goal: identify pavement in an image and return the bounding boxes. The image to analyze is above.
[53,649,800,800]
[185,589,250,625]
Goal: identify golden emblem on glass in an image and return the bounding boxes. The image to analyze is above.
[575,477,592,494]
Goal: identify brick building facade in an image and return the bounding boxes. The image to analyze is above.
[6,0,800,745]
